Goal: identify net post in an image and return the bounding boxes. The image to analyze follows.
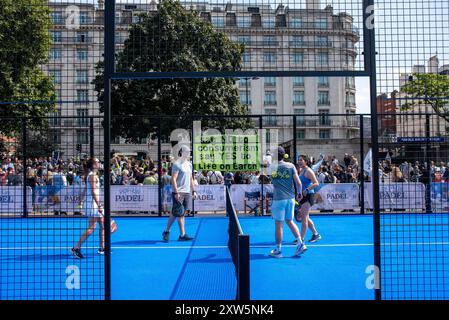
[238,234,250,300]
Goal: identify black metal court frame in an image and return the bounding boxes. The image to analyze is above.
[101,0,382,300]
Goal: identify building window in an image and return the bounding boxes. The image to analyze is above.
[264,91,277,106]
[264,109,277,126]
[263,52,276,64]
[345,77,355,88]
[49,70,61,84]
[50,130,62,144]
[315,18,328,29]
[242,52,251,65]
[292,52,304,65]
[262,16,276,28]
[239,90,251,105]
[79,11,90,24]
[132,13,141,24]
[290,18,302,28]
[236,16,251,28]
[318,91,330,105]
[316,36,329,47]
[264,77,276,86]
[51,31,62,43]
[291,35,304,47]
[49,109,61,126]
[76,70,89,84]
[346,92,356,106]
[51,12,63,24]
[76,109,89,127]
[294,109,305,126]
[238,78,248,87]
[50,48,62,60]
[76,89,89,103]
[319,111,331,126]
[76,32,88,43]
[263,35,277,46]
[317,52,329,66]
[237,35,251,45]
[293,76,304,86]
[293,91,305,105]
[212,16,225,27]
[77,49,88,61]
[319,129,331,139]
[318,76,329,87]
[296,130,306,140]
[115,12,121,24]
[76,130,89,144]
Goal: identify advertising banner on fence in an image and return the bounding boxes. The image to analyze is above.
[430,182,449,212]
[193,185,226,212]
[111,185,158,212]
[0,187,33,215]
[364,182,425,210]
[312,184,360,210]
[34,185,104,213]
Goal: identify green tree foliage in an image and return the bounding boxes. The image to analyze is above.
[0,0,56,135]
[93,0,251,143]
[401,73,449,122]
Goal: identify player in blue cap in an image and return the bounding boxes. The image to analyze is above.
[268,146,307,258]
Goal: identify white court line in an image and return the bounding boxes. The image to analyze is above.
[0,242,448,251]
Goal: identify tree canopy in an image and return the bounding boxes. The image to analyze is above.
[93,0,251,143]
[0,0,56,135]
[401,73,449,122]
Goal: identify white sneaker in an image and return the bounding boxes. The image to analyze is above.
[295,242,308,256]
[269,249,283,258]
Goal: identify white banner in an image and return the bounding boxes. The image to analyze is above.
[364,182,425,210]
[230,184,273,212]
[311,184,360,210]
[111,185,158,212]
[194,185,226,211]
[0,187,33,215]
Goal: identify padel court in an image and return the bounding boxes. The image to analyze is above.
[2,214,448,300]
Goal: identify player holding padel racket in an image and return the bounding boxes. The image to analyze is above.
[295,155,321,243]
[162,145,197,242]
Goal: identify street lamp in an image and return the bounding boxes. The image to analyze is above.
[240,77,259,111]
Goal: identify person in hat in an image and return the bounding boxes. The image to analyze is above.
[267,146,307,258]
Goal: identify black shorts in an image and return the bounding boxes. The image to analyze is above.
[299,193,315,206]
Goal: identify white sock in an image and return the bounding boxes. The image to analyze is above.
[276,244,282,252]
[296,237,303,245]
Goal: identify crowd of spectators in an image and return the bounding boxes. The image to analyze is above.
[2,153,449,190]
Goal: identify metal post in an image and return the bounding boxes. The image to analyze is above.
[425,114,432,213]
[157,118,162,217]
[22,119,27,218]
[365,0,382,300]
[293,115,297,164]
[259,116,264,215]
[238,234,250,300]
[360,114,365,214]
[103,0,116,301]
[89,117,94,158]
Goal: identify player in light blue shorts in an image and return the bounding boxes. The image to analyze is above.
[267,147,307,258]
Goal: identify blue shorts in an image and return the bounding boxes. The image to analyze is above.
[271,199,295,222]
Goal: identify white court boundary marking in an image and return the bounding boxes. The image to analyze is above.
[1,242,449,250]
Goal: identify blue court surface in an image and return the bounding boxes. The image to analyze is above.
[1,214,448,300]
